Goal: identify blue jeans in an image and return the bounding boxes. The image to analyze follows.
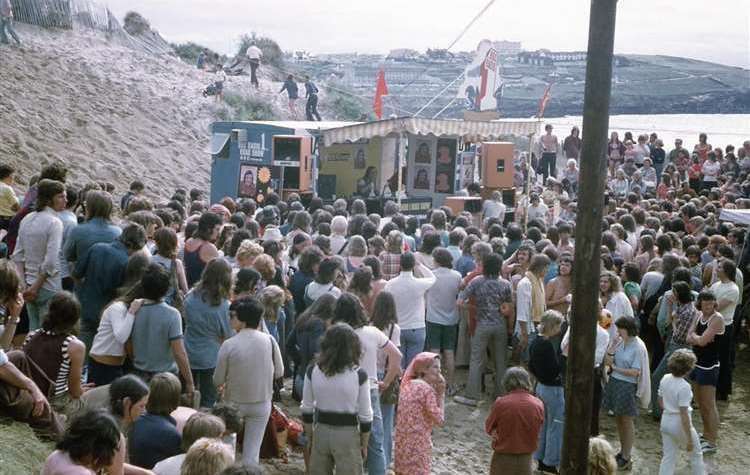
[378,371,395,468]
[26,287,57,332]
[367,386,386,475]
[534,383,564,468]
[399,327,426,369]
[192,368,218,408]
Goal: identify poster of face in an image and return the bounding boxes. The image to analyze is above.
[354,147,366,169]
[413,166,430,190]
[238,165,258,197]
[415,141,431,164]
[434,138,457,194]
[460,151,476,189]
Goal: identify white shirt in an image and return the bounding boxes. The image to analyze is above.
[515,276,534,335]
[605,291,635,340]
[57,209,78,279]
[305,281,342,302]
[246,45,263,60]
[482,200,506,220]
[709,280,740,326]
[12,207,63,292]
[377,323,400,373]
[658,374,693,416]
[426,267,462,326]
[90,302,135,358]
[526,203,549,223]
[384,267,436,330]
[561,324,610,367]
[330,234,347,255]
[355,326,389,388]
[152,454,186,475]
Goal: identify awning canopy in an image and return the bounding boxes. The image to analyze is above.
[719,209,750,226]
[322,117,540,146]
[208,133,230,155]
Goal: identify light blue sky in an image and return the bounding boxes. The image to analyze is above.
[107,0,750,68]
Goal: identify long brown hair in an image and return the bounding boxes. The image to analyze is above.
[196,259,232,306]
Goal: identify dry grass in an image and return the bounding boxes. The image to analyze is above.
[0,418,54,475]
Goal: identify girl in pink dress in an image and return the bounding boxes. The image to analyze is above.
[394,352,446,475]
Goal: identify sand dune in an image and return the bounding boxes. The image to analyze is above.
[0,23,307,202]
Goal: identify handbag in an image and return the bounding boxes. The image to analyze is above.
[25,352,58,401]
[379,325,400,405]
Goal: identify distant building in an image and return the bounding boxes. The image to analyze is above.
[518,50,630,66]
[387,48,420,62]
[493,40,522,56]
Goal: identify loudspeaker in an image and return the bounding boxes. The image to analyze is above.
[481,142,514,188]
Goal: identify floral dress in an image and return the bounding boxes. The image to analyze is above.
[394,379,444,475]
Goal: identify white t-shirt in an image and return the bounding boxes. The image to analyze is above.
[482,200,506,220]
[709,280,740,326]
[658,374,693,416]
[355,325,389,388]
[246,45,263,60]
[526,203,549,223]
[377,323,401,373]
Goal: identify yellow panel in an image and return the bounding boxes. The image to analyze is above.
[320,139,383,197]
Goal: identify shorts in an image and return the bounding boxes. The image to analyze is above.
[425,321,458,351]
[690,366,719,387]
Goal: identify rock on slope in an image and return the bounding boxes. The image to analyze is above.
[0,23,296,201]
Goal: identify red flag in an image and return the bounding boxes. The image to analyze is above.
[536,83,552,118]
[373,69,388,120]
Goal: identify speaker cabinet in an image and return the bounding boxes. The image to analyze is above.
[481,142,514,189]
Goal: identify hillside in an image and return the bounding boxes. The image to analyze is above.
[0,23,361,201]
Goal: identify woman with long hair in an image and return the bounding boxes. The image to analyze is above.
[608,132,625,177]
[599,271,634,341]
[23,291,88,416]
[301,324,373,473]
[332,293,402,475]
[184,258,233,408]
[152,227,188,307]
[348,266,374,315]
[183,212,223,288]
[344,235,368,274]
[258,285,286,343]
[89,254,150,386]
[394,352,445,475]
[370,291,401,469]
[286,293,338,401]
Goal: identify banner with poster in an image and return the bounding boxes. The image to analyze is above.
[354,146,367,169]
[457,39,501,112]
[238,165,258,198]
[459,150,476,190]
[434,139,457,194]
[407,136,436,194]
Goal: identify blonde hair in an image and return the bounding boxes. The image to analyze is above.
[588,436,617,475]
[235,240,264,261]
[538,310,564,336]
[180,437,234,475]
[385,230,403,253]
[259,285,285,323]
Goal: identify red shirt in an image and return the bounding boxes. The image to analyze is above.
[485,390,545,454]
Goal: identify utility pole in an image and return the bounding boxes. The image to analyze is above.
[561,1,618,474]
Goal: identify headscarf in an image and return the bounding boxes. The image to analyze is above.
[402,352,439,387]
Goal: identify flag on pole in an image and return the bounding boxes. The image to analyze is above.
[536,83,552,118]
[373,69,388,120]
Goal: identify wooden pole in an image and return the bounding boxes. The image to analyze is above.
[523,130,536,232]
[561,1,618,474]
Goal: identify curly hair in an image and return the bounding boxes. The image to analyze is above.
[317,323,362,377]
[258,285,285,323]
[588,436,617,475]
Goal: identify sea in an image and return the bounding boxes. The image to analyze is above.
[544,114,750,148]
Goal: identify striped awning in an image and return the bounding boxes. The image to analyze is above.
[322,117,540,146]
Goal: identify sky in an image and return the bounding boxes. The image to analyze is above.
[106,0,750,69]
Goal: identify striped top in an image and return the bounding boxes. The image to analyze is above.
[23,329,75,397]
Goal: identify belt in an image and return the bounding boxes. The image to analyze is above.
[316,411,359,427]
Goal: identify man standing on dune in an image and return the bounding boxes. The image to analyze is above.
[246,41,263,89]
[0,0,21,46]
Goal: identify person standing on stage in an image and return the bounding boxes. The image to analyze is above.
[538,124,560,184]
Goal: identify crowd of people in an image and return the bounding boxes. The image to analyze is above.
[0,131,748,475]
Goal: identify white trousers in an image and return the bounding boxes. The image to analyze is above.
[658,413,704,475]
[236,400,272,466]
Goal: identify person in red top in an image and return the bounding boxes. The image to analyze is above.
[485,366,544,475]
